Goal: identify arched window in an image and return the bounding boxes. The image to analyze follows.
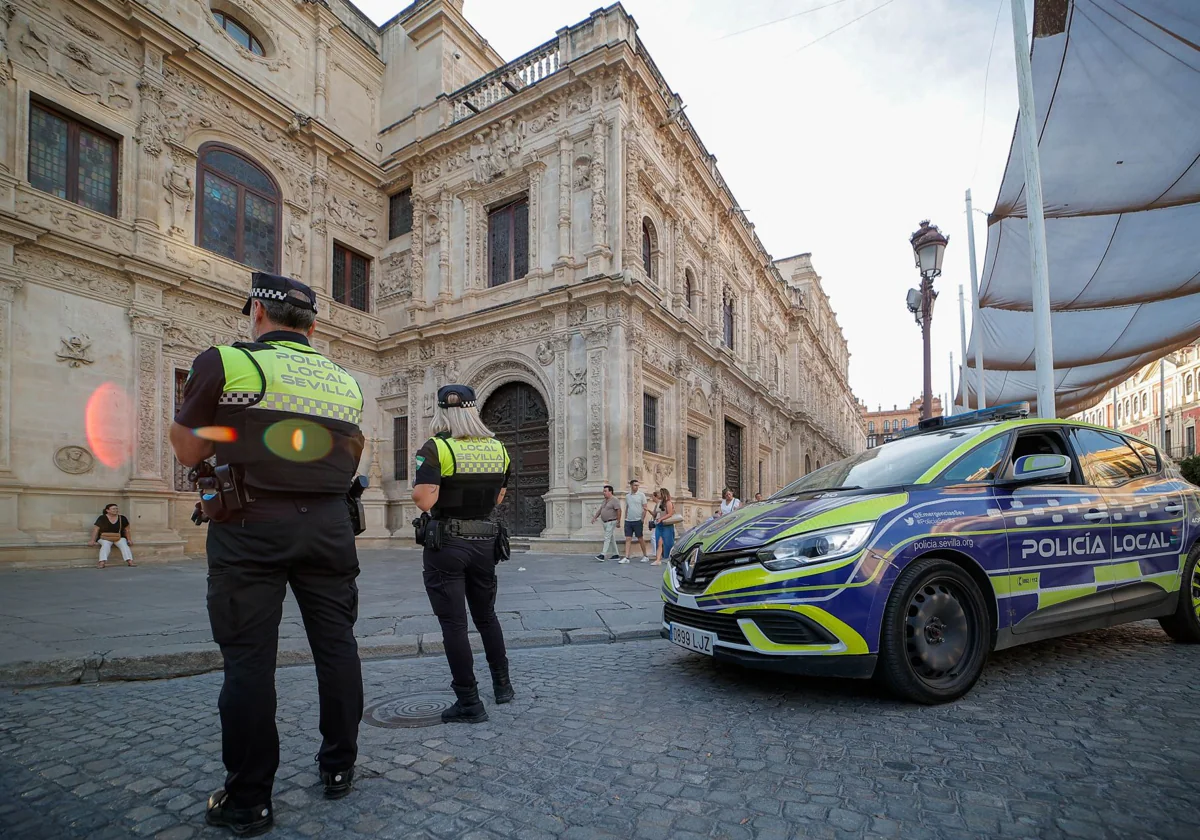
[641,218,657,281]
[901,419,908,429]
[1124,398,1131,418]
[805,454,812,474]
[1187,374,1194,396]
[683,268,694,309]
[883,420,890,432]
[722,294,735,349]
[1141,393,1148,413]
[197,143,280,273]
[213,11,266,56]
[868,421,875,433]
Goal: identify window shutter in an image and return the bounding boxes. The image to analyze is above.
[489,208,509,287]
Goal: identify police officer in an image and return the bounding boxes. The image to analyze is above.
[412,385,514,723]
[170,273,366,837]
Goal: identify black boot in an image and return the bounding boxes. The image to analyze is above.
[441,681,488,724]
[489,661,514,704]
[205,789,273,837]
[320,767,354,800]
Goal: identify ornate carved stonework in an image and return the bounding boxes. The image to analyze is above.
[56,334,93,367]
[54,445,94,474]
[568,456,587,481]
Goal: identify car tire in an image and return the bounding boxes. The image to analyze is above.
[878,557,991,704]
[1158,544,1200,643]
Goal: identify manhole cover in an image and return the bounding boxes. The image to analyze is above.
[364,693,453,728]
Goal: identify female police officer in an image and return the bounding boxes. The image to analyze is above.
[412,384,514,723]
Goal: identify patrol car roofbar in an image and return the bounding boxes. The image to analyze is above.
[910,401,1031,434]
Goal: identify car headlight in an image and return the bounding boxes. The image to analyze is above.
[755,523,874,571]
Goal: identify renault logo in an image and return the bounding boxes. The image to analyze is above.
[682,547,701,582]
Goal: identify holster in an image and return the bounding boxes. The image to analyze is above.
[346,475,368,536]
[494,521,510,565]
[193,464,246,524]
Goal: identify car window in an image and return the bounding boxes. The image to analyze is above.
[1126,437,1160,474]
[938,434,1010,484]
[1070,428,1149,487]
[774,424,994,494]
[1006,428,1078,483]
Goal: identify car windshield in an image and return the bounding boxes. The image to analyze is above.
[774,424,994,495]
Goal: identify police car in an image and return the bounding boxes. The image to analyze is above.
[662,403,1200,703]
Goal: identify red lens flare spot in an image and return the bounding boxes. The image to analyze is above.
[192,426,238,443]
[85,382,133,469]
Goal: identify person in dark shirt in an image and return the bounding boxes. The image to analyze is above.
[88,503,134,568]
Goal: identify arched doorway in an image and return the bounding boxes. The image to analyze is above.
[481,382,550,536]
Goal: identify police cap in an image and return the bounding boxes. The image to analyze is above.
[242,271,319,316]
[437,384,477,408]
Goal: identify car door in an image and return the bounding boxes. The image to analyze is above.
[996,425,1114,636]
[1070,428,1183,613]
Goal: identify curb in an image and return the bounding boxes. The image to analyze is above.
[0,624,665,690]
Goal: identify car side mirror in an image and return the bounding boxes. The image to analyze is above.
[1005,453,1072,485]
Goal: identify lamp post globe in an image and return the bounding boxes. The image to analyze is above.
[909,220,949,421]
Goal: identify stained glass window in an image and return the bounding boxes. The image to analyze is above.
[393,416,409,481]
[389,189,413,238]
[28,103,117,216]
[642,219,655,280]
[333,242,371,312]
[213,11,265,56]
[686,435,698,496]
[487,197,528,287]
[643,393,659,453]
[197,144,279,272]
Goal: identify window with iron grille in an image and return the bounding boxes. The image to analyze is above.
[723,296,735,349]
[28,101,119,217]
[686,435,698,496]
[643,393,659,453]
[393,415,409,481]
[487,197,529,286]
[173,369,191,491]
[642,219,657,281]
[332,242,371,312]
[389,189,413,238]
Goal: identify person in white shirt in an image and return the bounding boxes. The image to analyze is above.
[620,479,650,563]
[718,487,741,517]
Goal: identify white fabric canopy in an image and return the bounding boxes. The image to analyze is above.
[960,0,1200,416]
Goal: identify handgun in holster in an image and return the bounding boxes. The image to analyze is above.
[188,462,247,525]
[346,475,368,536]
[412,513,442,550]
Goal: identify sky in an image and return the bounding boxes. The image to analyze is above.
[354,0,1026,414]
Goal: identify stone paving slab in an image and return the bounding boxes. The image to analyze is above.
[1,624,1197,839]
[0,552,664,687]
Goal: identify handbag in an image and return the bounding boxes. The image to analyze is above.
[661,512,684,525]
[98,532,122,541]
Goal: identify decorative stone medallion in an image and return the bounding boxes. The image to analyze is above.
[54,445,95,474]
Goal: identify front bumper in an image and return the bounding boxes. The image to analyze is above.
[659,628,878,678]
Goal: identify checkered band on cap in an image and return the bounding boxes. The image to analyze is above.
[252,391,362,424]
[249,288,289,302]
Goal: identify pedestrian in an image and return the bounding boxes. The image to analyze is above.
[170,272,367,836]
[411,384,514,724]
[646,490,661,560]
[651,488,678,566]
[719,487,742,517]
[88,503,135,568]
[621,479,649,563]
[591,485,622,561]
[753,492,763,503]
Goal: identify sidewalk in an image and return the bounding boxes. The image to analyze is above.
[0,551,668,688]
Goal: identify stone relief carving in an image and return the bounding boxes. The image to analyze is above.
[568,368,586,395]
[163,162,193,233]
[380,372,408,397]
[471,118,524,183]
[54,445,94,474]
[56,334,93,367]
[573,156,592,191]
[379,251,412,301]
[446,319,550,356]
[535,341,554,366]
[285,219,307,279]
[13,250,131,298]
[17,16,132,110]
[17,197,132,252]
[568,457,587,482]
[327,194,378,241]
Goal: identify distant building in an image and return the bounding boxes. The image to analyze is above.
[859,397,943,449]
[1070,341,1200,460]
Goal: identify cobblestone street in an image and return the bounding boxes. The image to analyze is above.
[2,621,1198,840]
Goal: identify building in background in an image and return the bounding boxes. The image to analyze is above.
[1071,340,1200,461]
[0,0,863,564]
[860,397,943,449]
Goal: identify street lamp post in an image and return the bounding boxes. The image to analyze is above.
[907,220,949,421]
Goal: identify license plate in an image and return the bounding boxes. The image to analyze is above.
[670,623,715,656]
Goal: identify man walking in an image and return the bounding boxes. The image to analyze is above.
[621,479,649,564]
[591,485,622,561]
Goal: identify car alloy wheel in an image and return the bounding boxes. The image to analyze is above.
[1159,545,1200,643]
[905,579,972,682]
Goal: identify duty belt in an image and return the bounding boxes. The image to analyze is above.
[442,518,499,540]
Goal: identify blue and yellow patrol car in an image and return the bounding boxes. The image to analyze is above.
[662,403,1200,703]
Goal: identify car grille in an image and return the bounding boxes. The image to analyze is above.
[671,550,757,594]
[663,603,748,645]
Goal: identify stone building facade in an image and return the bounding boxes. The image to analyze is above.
[0,0,863,564]
[860,397,943,449]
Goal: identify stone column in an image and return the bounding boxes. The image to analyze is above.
[309,163,330,295]
[409,193,427,308]
[0,272,23,541]
[128,310,169,488]
[554,131,572,278]
[526,161,544,278]
[437,189,451,301]
[0,3,15,181]
[314,30,330,120]
[585,116,611,276]
[134,43,166,233]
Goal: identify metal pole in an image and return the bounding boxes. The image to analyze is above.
[965,189,986,409]
[957,285,970,411]
[1111,387,1117,430]
[1160,358,1167,450]
[948,352,956,415]
[921,275,933,421]
[1011,0,1056,418]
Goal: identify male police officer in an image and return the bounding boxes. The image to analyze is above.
[412,385,514,723]
[170,273,366,837]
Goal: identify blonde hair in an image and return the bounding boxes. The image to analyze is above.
[429,404,495,440]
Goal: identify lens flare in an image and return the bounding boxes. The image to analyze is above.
[85,382,133,469]
[263,419,332,463]
[192,426,238,443]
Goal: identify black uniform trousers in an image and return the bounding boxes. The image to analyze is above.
[206,496,363,808]
[423,534,508,686]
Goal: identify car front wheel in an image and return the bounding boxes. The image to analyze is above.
[1158,544,1200,643]
[878,557,991,704]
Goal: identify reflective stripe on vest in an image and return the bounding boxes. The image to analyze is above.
[216,342,363,424]
[432,437,510,477]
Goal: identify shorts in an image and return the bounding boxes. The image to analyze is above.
[623,520,644,539]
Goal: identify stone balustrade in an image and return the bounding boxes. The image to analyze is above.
[450,38,561,124]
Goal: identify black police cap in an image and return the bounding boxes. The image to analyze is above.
[437,385,477,408]
[242,272,319,316]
